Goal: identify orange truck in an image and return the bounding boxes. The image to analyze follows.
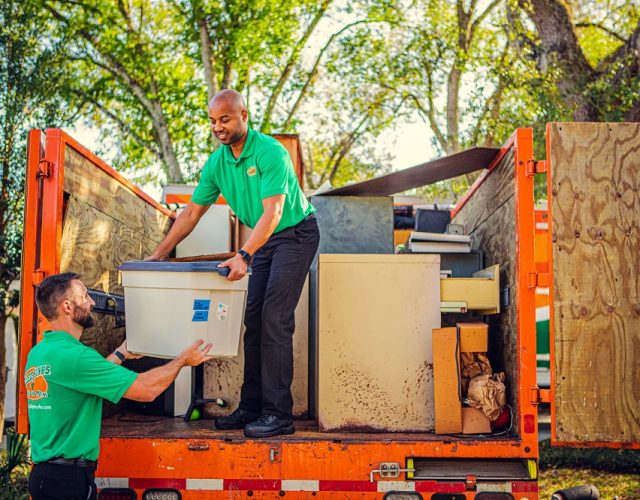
[18,123,639,499]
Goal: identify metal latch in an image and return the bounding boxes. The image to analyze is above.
[531,386,551,405]
[32,270,46,285]
[527,272,549,288]
[525,159,547,177]
[37,160,52,178]
[369,462,415,482]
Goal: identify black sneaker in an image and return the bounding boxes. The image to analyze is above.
[214,408,260,430]
[244,415,295,438]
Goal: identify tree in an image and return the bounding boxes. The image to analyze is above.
[514,0,640,121]
[0,0,73,436]
[42,0,344,184]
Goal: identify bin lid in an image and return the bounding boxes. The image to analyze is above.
[118,260,230,276]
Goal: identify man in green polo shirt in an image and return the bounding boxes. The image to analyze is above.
[148,89,319,437]
[26,272,214,499]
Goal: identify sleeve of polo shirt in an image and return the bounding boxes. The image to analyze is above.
[71,348,138,403]
[191,156,220,206]
[258,146,291,199]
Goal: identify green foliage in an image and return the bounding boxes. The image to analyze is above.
[0,0,72,302]
[0,429,29,489]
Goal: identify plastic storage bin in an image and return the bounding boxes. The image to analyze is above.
[119,261,249,358]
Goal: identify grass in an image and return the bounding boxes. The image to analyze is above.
[539,468,640,499]
[539,439,640,499]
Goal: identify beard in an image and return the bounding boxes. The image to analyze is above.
[73,307,95,329]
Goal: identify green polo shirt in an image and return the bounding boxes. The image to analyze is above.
[25,331,137,463]
[191,128,315,232]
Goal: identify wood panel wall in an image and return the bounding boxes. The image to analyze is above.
[61,146,172,356]
[549,122,640,443]
[452,148,519,428]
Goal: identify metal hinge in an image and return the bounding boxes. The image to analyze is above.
[37,160,52,178]
[525,159,547,177]
[531,386,551,405]
[369,462,415,482]
[32,270,46,285]
[527,272,549,288]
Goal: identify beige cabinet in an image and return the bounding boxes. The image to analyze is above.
[318,254,441,432]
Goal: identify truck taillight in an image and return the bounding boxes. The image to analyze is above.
[98,488,136,500]
[142,489,181,500]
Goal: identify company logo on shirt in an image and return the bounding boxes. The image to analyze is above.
[247,166,257,177]
[25,365,51,401]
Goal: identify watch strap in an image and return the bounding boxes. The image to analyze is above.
[238,249,252,265]
[113,350,126,363]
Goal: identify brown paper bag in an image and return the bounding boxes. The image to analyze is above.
[465,372,506,421]
[460,353,492,394]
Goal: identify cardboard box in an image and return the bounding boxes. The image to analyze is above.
[432,327,462,434]
[458,322,489,352]
[462,407,491,434]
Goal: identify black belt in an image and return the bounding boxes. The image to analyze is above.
[41,457,97,470]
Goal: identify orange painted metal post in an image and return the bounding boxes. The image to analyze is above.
[17,130,43,434]
[513,128,539,455]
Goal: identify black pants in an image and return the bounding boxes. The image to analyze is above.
[240,215,320,419]
[29,463,97,500]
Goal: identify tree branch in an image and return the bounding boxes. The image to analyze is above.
[261,0,332,132]
[575,21,627,42]
[469,0,501,42]
[283,19,373,130]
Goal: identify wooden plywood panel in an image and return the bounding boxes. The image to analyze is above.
[318,254,441,432]
[549,122,640,443]
[203,277,310,418]
[452,150,518,426]
[454,148,515,235]
[60,197,159,295]
[63,146,172,242]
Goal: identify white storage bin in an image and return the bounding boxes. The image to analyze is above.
[119,261,249,358]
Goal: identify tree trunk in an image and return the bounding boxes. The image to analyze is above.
[518,0,599,120]
[198,16,218,104]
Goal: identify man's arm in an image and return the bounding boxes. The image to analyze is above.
[219,194,284,280]
[123,339,213,402]
[147,201,211,261]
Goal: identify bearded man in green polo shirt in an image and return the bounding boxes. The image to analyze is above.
[26,272,214,499]
[148,89,320,437]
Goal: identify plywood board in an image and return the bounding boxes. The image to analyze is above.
[549,122,640,443]
[63,146,172,243]
[203,277,310,418]
[318,254,441,432]
[452,149,518,426]
[60,197,160,295]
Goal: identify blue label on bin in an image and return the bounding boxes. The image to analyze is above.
[193,299,211,311]
[192,310,209,322]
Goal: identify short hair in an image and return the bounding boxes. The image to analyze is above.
[35,272,81,321]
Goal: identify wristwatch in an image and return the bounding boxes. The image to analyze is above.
[238,249,253,266]
[113,350,126,363]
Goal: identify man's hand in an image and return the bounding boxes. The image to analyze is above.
[178,339,214,366]
[218,253,248,281]
[117,340,144,360]
[143,254,165,262]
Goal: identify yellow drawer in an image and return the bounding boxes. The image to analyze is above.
[440,264,500,314]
